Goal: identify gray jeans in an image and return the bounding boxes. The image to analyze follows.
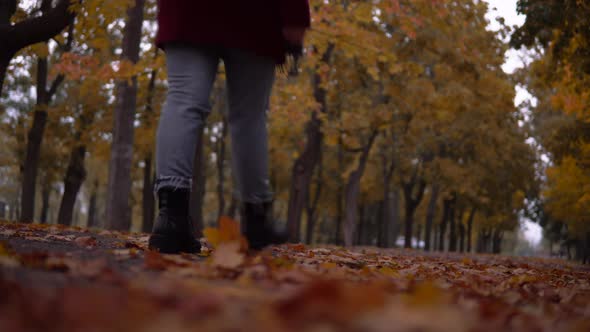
[154,45,275,204]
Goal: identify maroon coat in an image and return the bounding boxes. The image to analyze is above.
[156,0,311,65]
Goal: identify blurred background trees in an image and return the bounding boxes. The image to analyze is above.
[0,0,587,262]
[512,0,590,262]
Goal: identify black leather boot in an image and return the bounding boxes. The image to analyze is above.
[148,188,200,254]
[241,201,287,250]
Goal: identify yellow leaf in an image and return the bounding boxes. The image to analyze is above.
[30,43,49,58]
[461,257,473,265]
[203,227,220,248]
[320,262,337,269]
[403,282,447,307]
[378,266,399,277]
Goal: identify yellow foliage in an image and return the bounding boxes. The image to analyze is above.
[545,157,590,236]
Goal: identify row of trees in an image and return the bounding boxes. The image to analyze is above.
[513,0,590,263]
[0,0,537,254]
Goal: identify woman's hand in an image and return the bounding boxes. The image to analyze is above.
[283,26,307,45]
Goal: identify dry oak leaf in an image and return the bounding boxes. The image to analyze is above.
[203,216,248,250]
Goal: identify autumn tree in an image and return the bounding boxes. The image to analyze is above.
[513,0,590,262]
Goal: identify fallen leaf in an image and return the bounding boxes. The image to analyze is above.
[0,229,16,237]
[403,282,448,307]
[276,279,387,326]
[0,242,19,268]
[203,227,220,247]
[211,242,244,269]
[75,236,97,248]
[379,266,400,277]
[204,216,247,250]
[319,262,337,270]
[144,251,170,270]
[0,241,11,255]
[0,255,20,268]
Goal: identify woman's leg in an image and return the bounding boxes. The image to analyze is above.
[222,48,276,204]
[223,48,284,249]
[154,46,219,194]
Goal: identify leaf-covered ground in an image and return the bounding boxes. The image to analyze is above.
[1,220,589,332]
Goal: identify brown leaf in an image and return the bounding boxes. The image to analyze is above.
[276,279,387,326]
[75,236,97,248]
[144,251,170,270]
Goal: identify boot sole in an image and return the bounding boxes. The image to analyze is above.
[148,234,201,254]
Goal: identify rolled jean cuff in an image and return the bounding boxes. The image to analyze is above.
[153,175,192,195]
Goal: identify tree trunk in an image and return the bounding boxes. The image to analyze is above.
[105,0,145,230]
[415,223,423,249]
[379,150,396,247]
[449,202,457,252]
[389,188,401,247]
[343,130,378,247]
[57,144,86,225]
[141,154,155,233]
[459,222,465,252]
[584,233,590,264]
[355,205,362,245]
[20,109,51,223]
[433,222,439,251]
[57,101,93,226]
[378,201,387,247]
[9,201,15,220]
[287,113,321,242]
[477,229,491,253]
[466,207,476,253]
[189,126,206,236]
[40,179,50,224]
[216,117,228,222]
[226,195,237,219]
[334,133,344,245]
[141,54,157,233]
[492,229,502,254]
[402,177,426,249]
[287,45,333,243]
[305,150,323,244]
[345,172,362,246]
[18,18,71,223]
[574,239,583,261]
[423,184,440,251]
[87,180,98,228]
[438,198,451,251]
[20,57,48,223]
[0,53,9,95]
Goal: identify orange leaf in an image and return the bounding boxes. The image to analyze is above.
[205,216,248,250]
